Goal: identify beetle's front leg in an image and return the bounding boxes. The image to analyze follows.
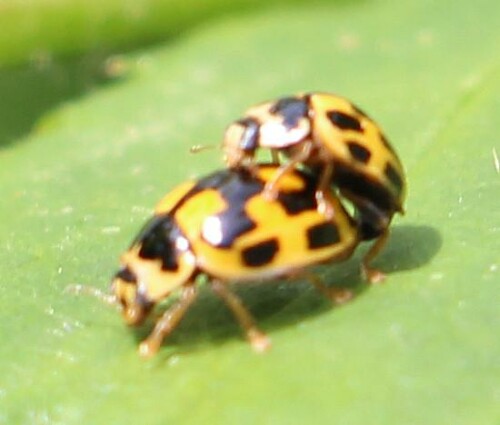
[314,163,335,219]
[139,284,198,357]
[263,141,314,201]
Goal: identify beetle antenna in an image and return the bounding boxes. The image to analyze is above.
[190,144,218,153]
[65,283,118,306]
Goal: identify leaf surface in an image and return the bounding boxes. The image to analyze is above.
[1,1,499,424]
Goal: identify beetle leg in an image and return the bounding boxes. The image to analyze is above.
[189,144,216,153]
[138,284,198,358]
[211,280,271,353]
[245,160,261,178]
[314,163,335,219]
[263,141,314,201]
[270,149,280,164]
[361,230,389,284]
[304,273,353,304]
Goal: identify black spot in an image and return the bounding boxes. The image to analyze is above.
[270,97,309,129]
[278,192,317,215]
[334,164,394,213]
[218,169,263,206]
[198,168,266,248]
[115,266,136,283]
[236,118,260,152]
[307,222,340,249]
[333,164,398,240]
[241,239,279,267]
[277,170,318,214]
[327,111,363,132]
[135,215,180,271]
[274,167,319,215]
[384,163,403,194]
[210,209,257,249]
[347,141,371,163]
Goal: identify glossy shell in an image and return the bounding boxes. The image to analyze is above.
[223,92,407,239]
[113,165,359,313]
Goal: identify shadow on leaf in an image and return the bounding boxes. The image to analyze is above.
[127,223,441,359]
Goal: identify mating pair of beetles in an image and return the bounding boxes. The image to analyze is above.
[110,92,406,357]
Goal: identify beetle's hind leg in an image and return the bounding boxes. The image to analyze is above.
[304,272,353,304]
[270,149,280,164]
[361,230,389,284]
[211,280,271,353]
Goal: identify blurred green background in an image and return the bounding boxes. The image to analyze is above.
[0,0,499,424]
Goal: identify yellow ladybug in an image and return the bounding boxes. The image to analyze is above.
[112,164,371,357]
[223,92,406,281]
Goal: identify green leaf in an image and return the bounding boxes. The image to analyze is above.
[0,0,338,67]
[1,0,499,424]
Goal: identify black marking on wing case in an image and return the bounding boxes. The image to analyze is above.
[135,215,181,271]
[333,164,398,240]
[327,111,363,132]
[241,238,279,267]
[347,141,371,164]
[306,222,340,249]
[270,97,309,129]
[276,167,319,215]
[210,170,263,248]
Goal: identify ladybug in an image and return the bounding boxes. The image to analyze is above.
[111,164,371,357]
[223,93,406,281]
